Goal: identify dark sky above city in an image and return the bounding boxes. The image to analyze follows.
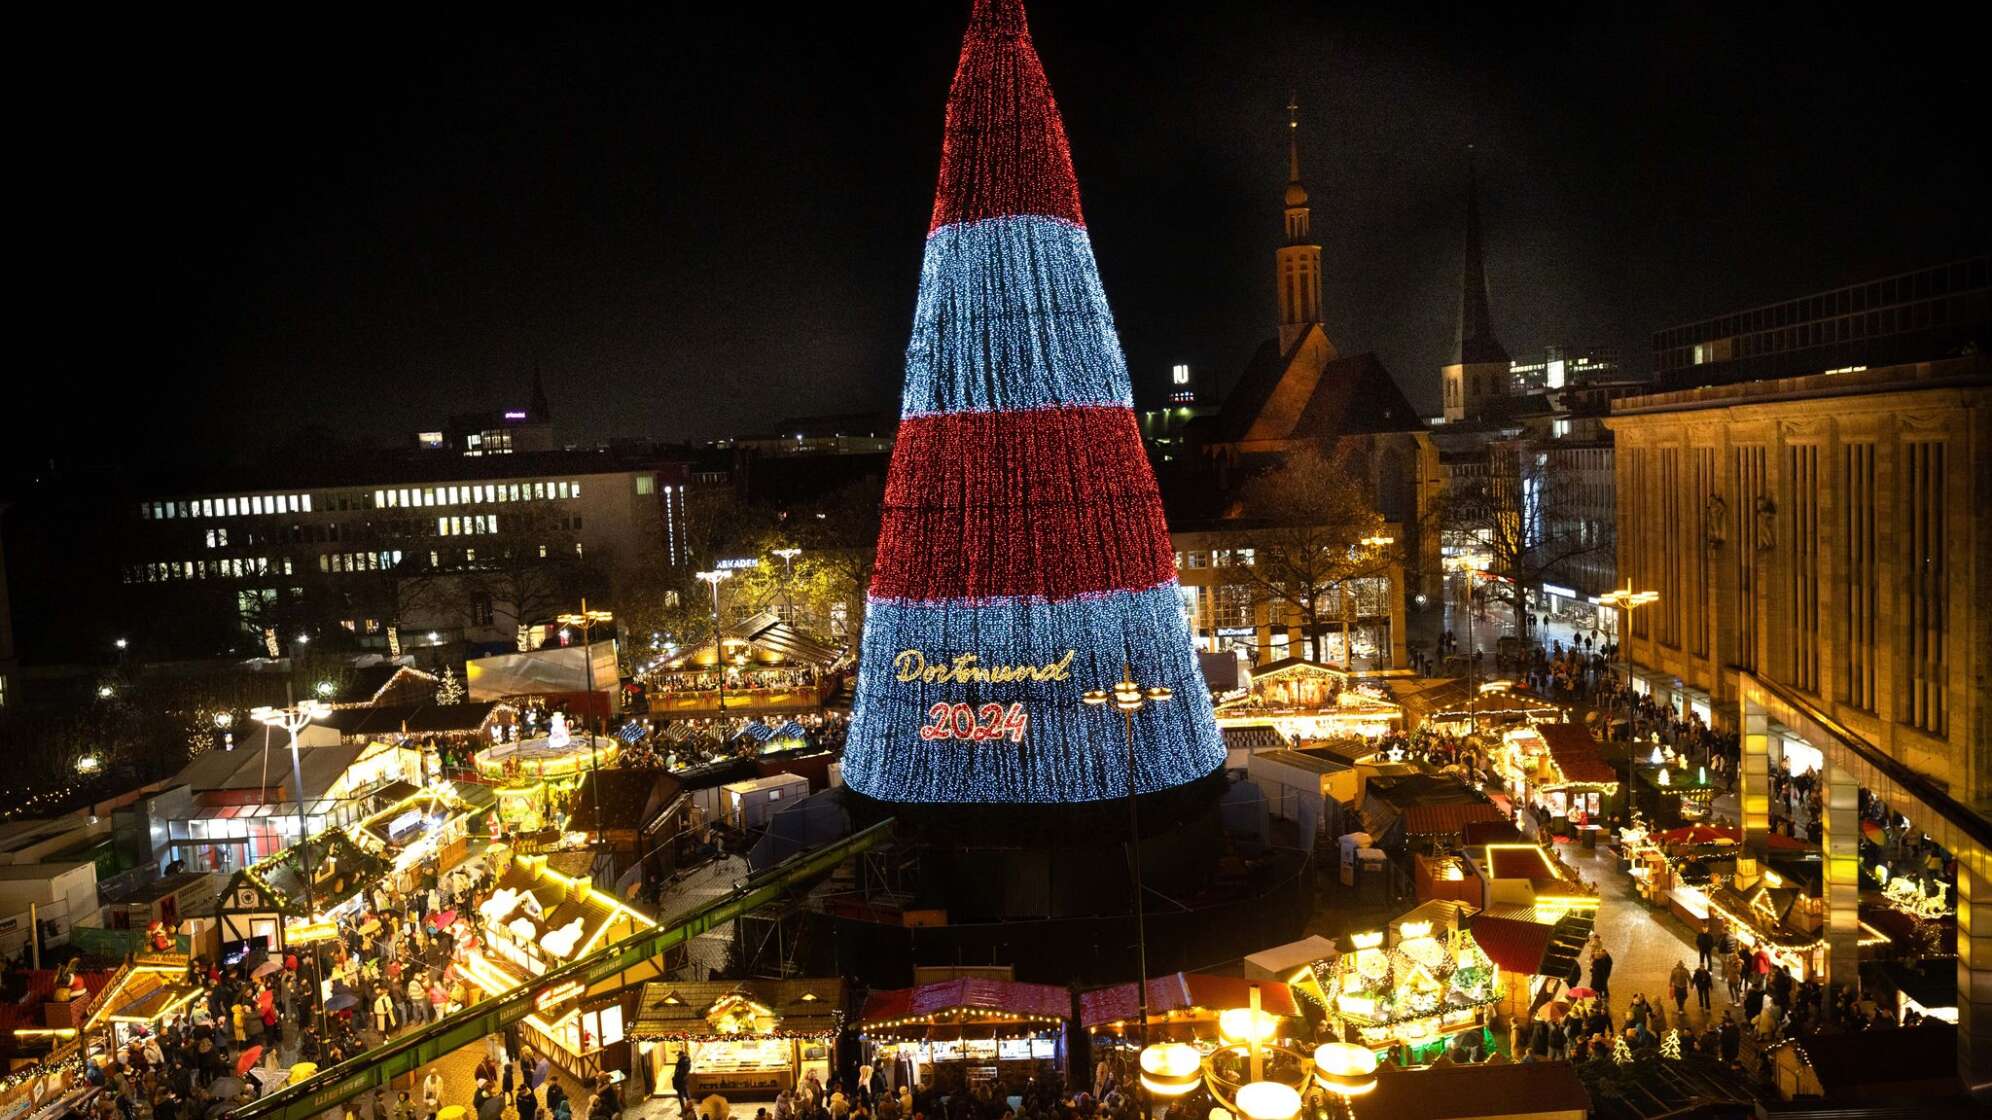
[20,1,1985,473]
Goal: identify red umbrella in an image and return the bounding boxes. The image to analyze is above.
[235,1046,264,1076]
[1566,987,1598,1000]
[428,910,457,930]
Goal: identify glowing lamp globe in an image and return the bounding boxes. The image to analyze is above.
[1234,1081,1301,1120]
[1218,1007,1280,1045]
[1138,1042,1201,1097]
[1313,1042,1378,1097]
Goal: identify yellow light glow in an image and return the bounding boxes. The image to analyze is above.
[1397,921,1433,941]
[1312,1042,1378,1096]
[1234,1081,1302,1120]
[1349,931,1384,950]
[1218,1007,1280,1045]
[1138,1043,1201,1097]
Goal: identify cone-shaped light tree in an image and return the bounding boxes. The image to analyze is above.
[841,0,1227,804]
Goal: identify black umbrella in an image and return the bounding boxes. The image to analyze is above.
[325,993,359,1013]
[478,1095,508,1120]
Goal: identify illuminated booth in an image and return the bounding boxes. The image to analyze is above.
[1214,661,1403,743]
[1497,723,1618,833]
[630,979,843,1097]
[456,847,658,1081]
[1293,917,1500,1065]
[860,980,1069,1091]
[351,780,495,885]
[214,828,388,955]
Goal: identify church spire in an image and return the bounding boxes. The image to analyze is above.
[1276,93,1323,353]
[1455,146,1508,365]
[529,361,551,422]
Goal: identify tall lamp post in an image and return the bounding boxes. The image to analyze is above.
[557,599,615,850]
[1596,580,1658,821]
[695,569,733,714]
[251,695,332,1017]
[1083,663,1171,1075]
[771,547,802,624]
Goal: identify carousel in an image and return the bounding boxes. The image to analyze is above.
[473,712,620,834]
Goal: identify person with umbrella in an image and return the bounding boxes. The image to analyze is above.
[516,1082,539,1120]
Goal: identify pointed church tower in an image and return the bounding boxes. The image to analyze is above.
[1441,149,1511,422]
[1276,95,1329,355]
[528,363,552,423]
[840,0,1226,806]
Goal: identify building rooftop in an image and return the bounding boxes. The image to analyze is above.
[1612,353,1989,417]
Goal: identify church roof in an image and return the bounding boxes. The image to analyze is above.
[1455,158,1509,366]
[1214,332,1425,446]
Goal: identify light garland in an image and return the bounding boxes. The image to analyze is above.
[841,0,1223,805]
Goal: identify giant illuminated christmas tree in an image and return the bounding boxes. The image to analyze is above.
[841,0,1227,805]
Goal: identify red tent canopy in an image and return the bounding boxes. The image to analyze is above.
[1078,973,1297,1028]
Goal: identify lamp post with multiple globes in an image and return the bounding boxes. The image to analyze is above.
[556,599,615,847]
[1596,580,1659,819]
[1135,984,1377,1120]
[251,694,332,1018]
[1083,663,1172,1064]
[694,569,733,713]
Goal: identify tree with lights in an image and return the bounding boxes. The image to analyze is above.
[435,667,465,705]
[840,0,1227,804]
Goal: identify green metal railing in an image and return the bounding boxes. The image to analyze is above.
[232,819,894,1120]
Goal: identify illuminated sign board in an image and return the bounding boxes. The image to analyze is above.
[715,557,759,571]
[535,979,586,1014]
[504,410,529,421]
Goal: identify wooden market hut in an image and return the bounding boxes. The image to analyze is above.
[629,979,845,1098]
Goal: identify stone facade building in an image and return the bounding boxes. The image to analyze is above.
[1606,354,1990,1094]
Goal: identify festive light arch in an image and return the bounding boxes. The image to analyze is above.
[842,0,1226,804]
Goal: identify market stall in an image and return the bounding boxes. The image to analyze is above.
[1292,918,1501,1066]
[630,979,843,1097]
[351,780,495,885]
[1214,662,1403,742]
[1080,972,1300,1047]
[454,847,658,1082]
[214,829,388,956]
[1497,723,1618,838]
[859,979,1068,1093]
[85,966,204,1049]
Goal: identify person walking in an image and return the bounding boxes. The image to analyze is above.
[1589,945,1614,1000]
[1692,963,1714,1013]
[1695,928,1715,969]
[1669,961,1691,1018]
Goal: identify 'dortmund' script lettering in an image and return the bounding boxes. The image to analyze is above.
[892,648,1076,685]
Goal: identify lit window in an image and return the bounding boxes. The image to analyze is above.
[635,476,654,495]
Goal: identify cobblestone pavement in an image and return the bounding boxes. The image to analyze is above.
[1560,839,1747,1034]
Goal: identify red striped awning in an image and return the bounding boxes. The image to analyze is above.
[1078,973,1297,1028]
[860,978,1070,1025]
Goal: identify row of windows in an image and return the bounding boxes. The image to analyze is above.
[376,480,580,509]
[127,540,585,584]
[145,493,313,520]
[138,477,598,522]
[1177,549,1257,570]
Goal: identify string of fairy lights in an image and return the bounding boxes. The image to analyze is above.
[842,0,1225,804]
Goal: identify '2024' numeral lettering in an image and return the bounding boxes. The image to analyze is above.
[919,702,1028,742]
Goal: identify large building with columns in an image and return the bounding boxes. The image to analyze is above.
[1605,353,1990,1096]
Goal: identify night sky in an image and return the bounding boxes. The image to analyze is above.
[21,2,1984,473]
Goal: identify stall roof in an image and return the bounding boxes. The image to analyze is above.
[1534,723,1617,785]
[574,770,685,832]
[1402,802,1508,837]
[861,979,1069,1025]
[1362,1061,1589,1120]
[631,979,845,1039]
[1250,749,1350,776]
[317,701,509,736]
[1465,915,1556,975]
[1243,936,1340,979]
[1078,973,1297,1028]
[177,742,370,796]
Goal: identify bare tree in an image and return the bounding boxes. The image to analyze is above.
[1438,440,1614,642]
[1226,444,1394,664]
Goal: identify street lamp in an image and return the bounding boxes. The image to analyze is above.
[1083,663,1172,1066]
[1139,985,1316,1120]
[694,570,733,714]
[1596,580,1659,820]
[114,638,128,651]
[251,695,332,1017]
[772,547,802,624]
[556,599,615,850]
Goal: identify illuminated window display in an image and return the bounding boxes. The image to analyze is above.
[1293,921,1500,1065]
[630,980,844,1097]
